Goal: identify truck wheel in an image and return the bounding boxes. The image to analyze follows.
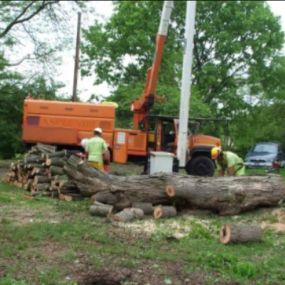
[186,156,215,176]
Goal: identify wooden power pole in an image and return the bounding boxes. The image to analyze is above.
[72,12,81,102]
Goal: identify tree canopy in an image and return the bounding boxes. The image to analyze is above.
[0,0,84,158]
[82,1,285,152]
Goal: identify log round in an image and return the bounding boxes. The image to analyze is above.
[154,206,177,219]
[220,224,262,244]
[90,202,113,217]
[112,208,144,222]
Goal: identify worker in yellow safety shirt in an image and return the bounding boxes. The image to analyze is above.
[85,128,108,172]
[211,147,245,176]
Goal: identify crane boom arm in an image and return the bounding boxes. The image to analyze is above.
[131,1,174,129]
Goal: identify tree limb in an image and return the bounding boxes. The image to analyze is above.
[0,0,59,39]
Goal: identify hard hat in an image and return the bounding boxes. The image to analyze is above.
[80,138,89,147]
[94,127,102,134]
[211,147,221,160]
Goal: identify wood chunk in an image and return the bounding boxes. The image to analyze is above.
[132,202,153,215]
[154,206,177,219]
[50,166,64,175]
[90,202,113,217]
[36,183,50,192]
[219,224,262,244]
[93,191,118,205]
[112,208,144,222]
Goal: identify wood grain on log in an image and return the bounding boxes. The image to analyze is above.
[92,191,118,205]
[220,224,262,244]
[132,202,154,215]
[50,166,64,175]
[46,157,65,167]
[154,206,177,219]
[34,176,52,184]
[90,202,113,217]
[112,208,144,222]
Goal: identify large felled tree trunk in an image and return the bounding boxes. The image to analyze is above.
[64,156,285,216]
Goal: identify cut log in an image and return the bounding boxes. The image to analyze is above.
[59,193,82,201]
[34,176,52,184]
[89,202,113,217]
[46,150,67,158]
[36,183,50,192]
[220,224,262,244]
[46,157,65,167]
[50,166,64,176]
[132,202,153,215]
[24,179,33,191]
[24,155,43,164]
[31,167,46,176]
[154,206,177,219]
[10,162,17,171]
[112,208,144,222]
[25,163,42,170]
[91,191,118,205]
[64,155,285,215]
[35,143,57,153]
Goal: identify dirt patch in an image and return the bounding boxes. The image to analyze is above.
[77,260,192,285]
[0,206,62,225]
[79,268,132,285]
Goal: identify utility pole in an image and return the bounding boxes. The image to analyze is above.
[177,1,196,167]
[72,12,81,102]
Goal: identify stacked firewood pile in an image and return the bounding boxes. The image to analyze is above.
[4,143,82,201]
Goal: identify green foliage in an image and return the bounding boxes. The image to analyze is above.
[82,1,285,154]
[0,75,61,158]
[0,277,29,285]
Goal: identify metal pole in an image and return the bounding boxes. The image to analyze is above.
[177,1,196,167]
[72,12,81,102]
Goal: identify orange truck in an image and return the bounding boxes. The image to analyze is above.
[22,98,221,176]
[22,1,221,176]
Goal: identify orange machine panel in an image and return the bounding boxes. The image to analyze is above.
[22,98,115,147]
[113,129,129,163]
[189,134,221,150]
[126,129,148,156]
[24,99,115,118]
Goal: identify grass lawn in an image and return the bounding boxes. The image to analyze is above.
[0,165,285,284]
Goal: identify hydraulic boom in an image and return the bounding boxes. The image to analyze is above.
[131,1,174,130]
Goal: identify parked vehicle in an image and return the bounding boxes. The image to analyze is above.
[244,142,285,168]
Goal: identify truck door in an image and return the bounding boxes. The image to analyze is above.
[160,119,176,152]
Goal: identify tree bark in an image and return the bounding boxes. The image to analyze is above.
[220,224,262,244]
[64,156,285,215]
[50,166,64,175]
[89,202,113,217]
[132,202,153,215]
[46,157,65,167]
[112,208,144,222]
[154,206,177,219]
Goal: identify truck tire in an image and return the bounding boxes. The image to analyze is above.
[186,156,215,176]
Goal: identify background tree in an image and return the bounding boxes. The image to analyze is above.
[0,1,85,158]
